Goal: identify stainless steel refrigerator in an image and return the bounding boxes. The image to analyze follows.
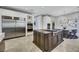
[2,15,26,39]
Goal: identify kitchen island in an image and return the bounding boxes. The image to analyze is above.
[33,29,64,52]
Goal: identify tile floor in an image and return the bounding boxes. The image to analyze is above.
[0,34,79,52]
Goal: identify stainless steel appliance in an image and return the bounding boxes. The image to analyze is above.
[27,23,33,32]
[2,15,26,39]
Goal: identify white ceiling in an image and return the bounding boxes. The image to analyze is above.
[6,6,79,16]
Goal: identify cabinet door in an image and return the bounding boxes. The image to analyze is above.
[48,33,53,51]
[44,34,49,51]
[52,33,58,47]
[33,31,37,44]
[57,31,63,44]
[40,33,45,51]
[37,32,41,47]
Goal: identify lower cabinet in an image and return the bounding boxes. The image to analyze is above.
[33,30,64,52]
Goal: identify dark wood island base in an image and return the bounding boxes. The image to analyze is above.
[33,29,64,52]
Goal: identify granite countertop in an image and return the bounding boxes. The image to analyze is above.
[35,30,51,34]
[44,29,62,32]
[34,29,62,34]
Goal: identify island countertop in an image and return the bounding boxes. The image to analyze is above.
[34,29,63,34]
[34,30,51,34]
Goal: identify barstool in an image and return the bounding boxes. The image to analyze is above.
[72,29,78,39]
[68,29,78,39]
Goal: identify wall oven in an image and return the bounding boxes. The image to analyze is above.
[27,23,33,32]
